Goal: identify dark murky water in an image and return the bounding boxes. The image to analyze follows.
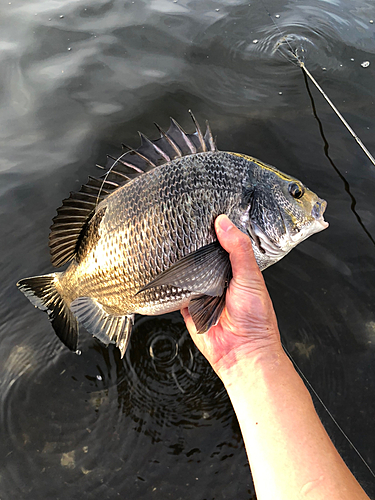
[1,0,374,498]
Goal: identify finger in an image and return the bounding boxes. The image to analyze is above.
[215,215,263,284]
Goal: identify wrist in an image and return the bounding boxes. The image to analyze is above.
[213,339,286,387]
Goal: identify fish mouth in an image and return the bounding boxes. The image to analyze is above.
[288,198,329,244]
[247,198,328,255]
[311,198,329,229]
[247,221,283,257]
[315,218,329,230]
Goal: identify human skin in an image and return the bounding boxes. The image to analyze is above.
[181,214,370,500]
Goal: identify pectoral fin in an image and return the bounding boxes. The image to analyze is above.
[137,241,232,334]
[70,297,134,358]
[137,241,231,297]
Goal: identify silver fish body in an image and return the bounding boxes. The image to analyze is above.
[17,114,328,357]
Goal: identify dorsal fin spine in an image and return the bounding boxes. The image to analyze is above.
[204,121,216,151]
[153,123,182,158]
[101,178,121,188]
[153,123,175,159]
[170,118,196,154]
[189,109,207,152]
[139,131,172,162]
[121,144,157,168]
[116,158,145,173]
[49,112,217,268]
[106,154,145,174]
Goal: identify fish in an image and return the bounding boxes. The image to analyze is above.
[17,112,328,358]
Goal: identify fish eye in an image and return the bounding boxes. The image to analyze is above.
[288,182,305,199]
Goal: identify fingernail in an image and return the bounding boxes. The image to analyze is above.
[218,215,233,232]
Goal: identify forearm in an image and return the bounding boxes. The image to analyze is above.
[219,348,370,500]
[184,216,369,498]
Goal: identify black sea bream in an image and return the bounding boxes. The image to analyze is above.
[17,113,328,357]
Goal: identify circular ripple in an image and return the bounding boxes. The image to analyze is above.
[117,313,232,440]
[187,3,369,112]
[149,334,179,365]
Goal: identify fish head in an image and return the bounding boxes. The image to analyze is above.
[242,159,328,270]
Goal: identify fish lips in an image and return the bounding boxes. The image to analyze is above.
[287,198,329,244]
[311,198,329,229]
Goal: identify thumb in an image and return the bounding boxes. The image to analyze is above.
[215,214,263,285]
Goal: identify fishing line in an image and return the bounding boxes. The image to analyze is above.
[298,60,375,167]
[260,0,375,167]
[302,70,375,246]
[95,150,131,207]
[260,0,375,479]
[282,341,375,479]
[262,0,375,245]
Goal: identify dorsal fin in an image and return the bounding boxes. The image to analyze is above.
[49,113,217,267]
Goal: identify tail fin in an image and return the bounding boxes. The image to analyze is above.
[17,274,79,352]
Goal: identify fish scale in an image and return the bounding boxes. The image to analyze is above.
[17,113,328,357]
[69,153,243,311]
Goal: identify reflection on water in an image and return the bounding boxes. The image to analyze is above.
[0,313,248,499]
[118,316,231,441]
[302,70,375,246]
[0,0,374,498]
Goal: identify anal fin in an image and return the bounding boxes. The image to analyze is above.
[70,297,134,358]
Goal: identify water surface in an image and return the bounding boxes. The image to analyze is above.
[0,0,374,498]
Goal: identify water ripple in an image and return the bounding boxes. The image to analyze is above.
[188,1,375,110]
[117,314,231,441]
[1,0,375,497]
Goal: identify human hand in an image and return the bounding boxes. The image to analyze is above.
[181,215,283,378]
